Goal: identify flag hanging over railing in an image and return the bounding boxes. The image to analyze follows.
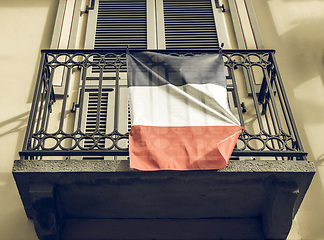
[127,51,242,170]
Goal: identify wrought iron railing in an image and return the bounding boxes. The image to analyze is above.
[20,49,307,160]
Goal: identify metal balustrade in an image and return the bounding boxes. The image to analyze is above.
[20,49,307,160]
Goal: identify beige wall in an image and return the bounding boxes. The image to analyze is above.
[0,0,58,239]
[1,0,324,239]
[252,0,324,239]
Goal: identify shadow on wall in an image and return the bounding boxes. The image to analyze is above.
[272,3,324,165]
[276,16,324,87]
[252,0,324,158]
[251,0,324,86]
[0,0,59,160]
[251,0,324,239]
[0,112,30,160]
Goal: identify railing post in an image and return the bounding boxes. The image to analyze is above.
[76,64,88,131]
[226,60,245,127]
[40,64,56,133]
[113,59,120,133]
[21,52,47,158]
[270,52,305,156]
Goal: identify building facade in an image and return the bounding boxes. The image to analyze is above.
[0,0,323,239]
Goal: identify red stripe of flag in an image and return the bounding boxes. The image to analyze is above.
[129,125,242,170]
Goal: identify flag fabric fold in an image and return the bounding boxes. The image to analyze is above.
[127,51,242,171]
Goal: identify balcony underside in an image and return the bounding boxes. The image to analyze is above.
[13,159,315,240]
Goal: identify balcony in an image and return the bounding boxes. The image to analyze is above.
[13,49,315,240]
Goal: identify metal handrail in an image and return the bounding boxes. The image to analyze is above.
[20,49,307,160]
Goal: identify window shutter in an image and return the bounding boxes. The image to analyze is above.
[82,91,109,160]
[163,0,219,50]
[94,0,147,49]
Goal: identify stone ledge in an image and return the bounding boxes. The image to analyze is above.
[13,159,315,173]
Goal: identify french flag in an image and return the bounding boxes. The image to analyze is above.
[127,51,242,171]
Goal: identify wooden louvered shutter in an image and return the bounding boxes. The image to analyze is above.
[83,91,109,160]
[163,0,219,50]
[85,0,147,49]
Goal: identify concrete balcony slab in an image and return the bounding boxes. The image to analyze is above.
[13,159,315,240]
